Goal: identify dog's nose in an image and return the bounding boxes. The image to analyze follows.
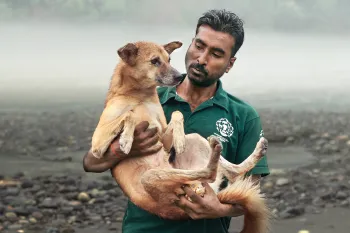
[174,73,184,82]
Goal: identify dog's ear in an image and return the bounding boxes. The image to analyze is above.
[117,43,138,66]
[163,41,182,55]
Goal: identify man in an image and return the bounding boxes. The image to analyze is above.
[83,9,269,233]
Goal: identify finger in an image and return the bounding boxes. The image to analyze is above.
[201,182,214,195]
[140,133,159,148]
[142,127,158,139]
[134,121,149,136]
[175,196,199,217]
[175,196,193,209]
[183,185,202,203]
[141,143,162,155]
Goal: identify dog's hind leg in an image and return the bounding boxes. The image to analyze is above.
[141,136,222,201]
[214,137,270,233]
[217,137,268,183]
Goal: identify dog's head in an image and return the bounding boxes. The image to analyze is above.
[117,41,183,87]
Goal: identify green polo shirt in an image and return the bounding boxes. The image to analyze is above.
[122,78,269,233]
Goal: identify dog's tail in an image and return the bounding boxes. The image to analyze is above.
[217,176,271,233]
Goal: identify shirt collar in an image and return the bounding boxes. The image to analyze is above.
[159,74,229,111]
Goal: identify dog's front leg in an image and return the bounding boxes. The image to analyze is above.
[91,104,133,159]
[118,112,137,155]
[162,111,185,155]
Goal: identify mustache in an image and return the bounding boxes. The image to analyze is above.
[189,63,208,76]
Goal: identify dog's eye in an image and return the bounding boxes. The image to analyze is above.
[151,57,161,66]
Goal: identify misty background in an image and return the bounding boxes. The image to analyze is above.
[1,0,350,111]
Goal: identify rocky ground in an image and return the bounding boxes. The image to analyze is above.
[0,107,350,233]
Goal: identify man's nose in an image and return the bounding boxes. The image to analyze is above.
[197,52,208,66]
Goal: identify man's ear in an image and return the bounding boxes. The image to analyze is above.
[117,43,138,66]
[226,57,236,73]
[163,41,183,55]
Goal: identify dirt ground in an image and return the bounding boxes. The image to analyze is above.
[1,149,349,233]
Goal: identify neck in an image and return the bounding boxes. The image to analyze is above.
[176,76,218,111]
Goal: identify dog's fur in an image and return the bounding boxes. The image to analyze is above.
[90,41,271,233]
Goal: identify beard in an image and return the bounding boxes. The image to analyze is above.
[185,51,227,87]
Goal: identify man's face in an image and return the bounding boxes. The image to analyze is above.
[185,25,236,87]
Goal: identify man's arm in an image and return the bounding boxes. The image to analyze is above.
[83,121,162,173]
[83,147,123,173]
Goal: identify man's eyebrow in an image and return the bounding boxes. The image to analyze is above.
[195,38,206,46]
[195,38,225,55]
[212,47,225,55]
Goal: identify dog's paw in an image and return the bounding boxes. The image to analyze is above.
[171,111,184,121]
[193,184,206,197]
[185,183,206,202]
[207,135,222,152]
[255,137,268,157]
[91,148,103,159]
[119,136,133,155]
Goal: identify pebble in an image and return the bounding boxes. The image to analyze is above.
[8,224,22,230]
[78,192,90,202]
[29,217,37,224]
[61,226,76,233]
[31,211,43,220]
[279,206,305,219]
[276,178,290,186]
[336,191,348,200]
[5,212,18,222]
[46,227,60,233]
[262,181,273,190]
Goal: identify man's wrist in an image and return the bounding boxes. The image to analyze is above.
[219,203,245,217]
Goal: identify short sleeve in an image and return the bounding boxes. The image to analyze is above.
[235,117,270,177]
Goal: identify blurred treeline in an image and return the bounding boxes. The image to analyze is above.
[1,0,349,33]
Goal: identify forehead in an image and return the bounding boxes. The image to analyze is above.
[138,42,169,59]
[195,25,235,53]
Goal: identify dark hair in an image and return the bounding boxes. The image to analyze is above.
[196,9,244,57]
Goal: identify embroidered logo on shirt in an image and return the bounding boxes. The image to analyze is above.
[216,118,234,137]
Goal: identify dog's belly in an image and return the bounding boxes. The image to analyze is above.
[111,133,225,219]
[171,133,212,170]
[111,149,170,195]
[170,133,225,194]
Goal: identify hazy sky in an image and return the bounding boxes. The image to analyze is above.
[0,0,349,106]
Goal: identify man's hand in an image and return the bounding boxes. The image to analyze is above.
[109,121,163,158]
[83,121,162,173]
[175,183,245,220]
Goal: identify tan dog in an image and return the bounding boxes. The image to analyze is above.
[90,41,270,233]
